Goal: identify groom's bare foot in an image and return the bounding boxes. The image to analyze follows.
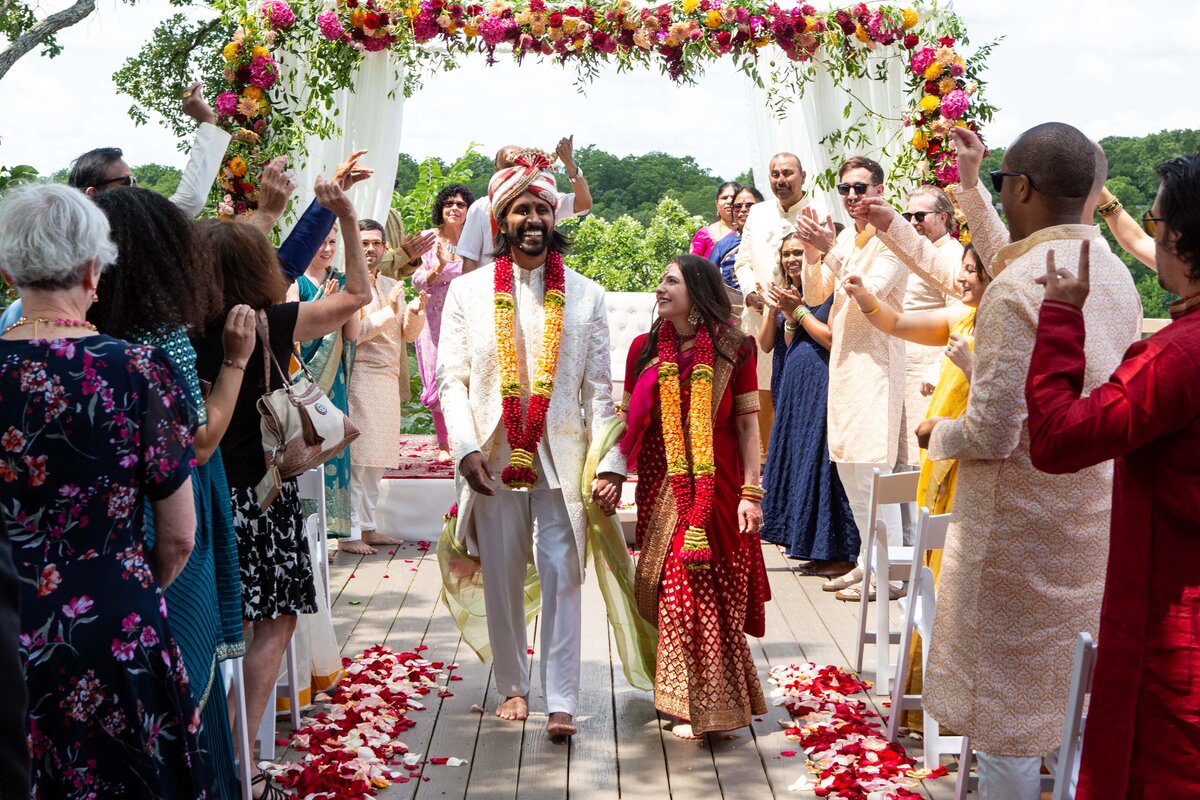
[547,712,576,740]
[362,530,404,546]
[338,538,376,556]
[496,696,528,721]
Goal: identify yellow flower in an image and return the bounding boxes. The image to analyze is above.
[350,9,366,27]
[938,77,957,95]
[902,8,918,29]
[257,98,270,116]
[923,62,943,80]
[228,156,248,177]
[222,42,240,61]
[236,95,261,118]
[959,229,972,245]
[912,130,928,150]
[485,0,509,16]
[464,24,479,36]
[854,24,870,43]
[252,45,270,59]
[562,16,579,34]
[919,94,940,113]
[242,85,263,100]
[682,0,699,13]
[705,10,722,28]
[514,10,531,25]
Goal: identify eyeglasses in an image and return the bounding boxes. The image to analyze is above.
[902,211,942,223]
[989,170,1041,193]
[95,174,137,189]
[731,202,757,210]
[1141,209,1165,236]
[442,200,468,209]
[836,182,877,196]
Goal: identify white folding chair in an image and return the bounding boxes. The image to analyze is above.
[887,510,965,769]
[255,637,302,761]
[855,468,920,695]
[222,657,254,800]
[1052,632,1097,800]
[296,469,330,608]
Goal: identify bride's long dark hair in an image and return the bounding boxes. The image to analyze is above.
[631,254,739,381]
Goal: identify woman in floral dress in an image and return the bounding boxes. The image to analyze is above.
[0,185,212,796]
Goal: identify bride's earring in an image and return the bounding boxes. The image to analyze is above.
[687,306,702,327]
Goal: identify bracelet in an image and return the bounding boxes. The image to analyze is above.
[568,168,584,180]
[864,300,881,316]
[222,358,246,371]
[793,306,811,324]
[740,484,765,503]
[1096,198,1123,218]
[784,321,800,332]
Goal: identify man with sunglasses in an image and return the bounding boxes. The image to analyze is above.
[912,123,1141,800]
[794,156,908,602]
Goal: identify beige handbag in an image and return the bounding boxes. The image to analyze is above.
[256,311,359,481]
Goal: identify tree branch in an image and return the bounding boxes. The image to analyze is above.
[0,0,96,81]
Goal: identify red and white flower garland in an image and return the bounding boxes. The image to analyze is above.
[768,662,948,798]
[494,250,566,489]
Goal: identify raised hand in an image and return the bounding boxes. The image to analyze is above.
[945,333,974,381]
[221,304,256,366]
[314,176,356,220]
[410,290,429,313]
[797,211,836,255]
[1035,240,1091,309]
[841,273,867,299]
[400,230,437,262]
[388,280,406,307]
[769,283,802,316]
[333,149,373,190]
[556,135,576,169]
[949,127,986,189]
[256,156,296,222]
[855,196,897,232]
[181,80,215,126]
[323,278,341,297]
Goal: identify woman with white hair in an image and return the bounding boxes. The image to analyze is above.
[0,185,212,796]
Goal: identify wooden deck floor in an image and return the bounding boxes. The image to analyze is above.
[276,540,961,799]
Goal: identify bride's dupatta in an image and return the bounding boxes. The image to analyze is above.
[624,325,743,627]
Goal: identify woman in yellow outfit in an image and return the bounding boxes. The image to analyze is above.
[841,243,990,729]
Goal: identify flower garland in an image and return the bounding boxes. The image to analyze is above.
[768,662,949,798]
[657,320,715,570]
[494,250,566,489]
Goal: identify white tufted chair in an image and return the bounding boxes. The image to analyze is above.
[604,292,657,402]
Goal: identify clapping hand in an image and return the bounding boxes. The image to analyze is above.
[796,208,837,255]
[949,127,986,188]
[768,283,803,316]
[409,290,429,314]
[1035,240,1091,310]
[333,149,373,191]
[400,231,438,262]
[323,278,341,297]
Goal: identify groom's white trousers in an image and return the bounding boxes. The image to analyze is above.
[472,487,581,715]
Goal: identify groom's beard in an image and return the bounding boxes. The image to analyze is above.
[507,220,550,257]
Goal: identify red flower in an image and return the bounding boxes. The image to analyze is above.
[903,33,919,49]
[938,35,956,46]
[547,11,562,26]
[562,5,580,16]
[528,0,545,9]
[365,12,380,28]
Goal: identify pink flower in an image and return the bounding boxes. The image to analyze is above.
[934,156,960,185]
[121,612,141,633]
[1,427,24,452]
[949,61,965,77]
[248,55,278,89]
[61,596,94,620]
[940,88,969,120]
[215,91,239,117]
[362,32,390,51]
[910,46,935,76]
[261,0,296,28]
[139,626,159,647]
[318,10,347,40]
[479,15,512,45]
[111,639,136,661]
[412,11,439,41]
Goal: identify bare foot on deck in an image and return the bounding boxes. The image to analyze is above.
[338,538,377,556]
[436,447,453,463]
[670,722,699,740]
[547,712,576,740]
[496,696,528,721]
[363,530,405,546]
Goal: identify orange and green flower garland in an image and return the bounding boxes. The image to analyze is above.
[494,250,566,489]
[658,320,715,570]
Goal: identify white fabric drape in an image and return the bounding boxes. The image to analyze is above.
[280,51,406,240]
[745,44,911,225]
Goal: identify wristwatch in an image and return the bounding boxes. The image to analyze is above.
[568,166,584,181]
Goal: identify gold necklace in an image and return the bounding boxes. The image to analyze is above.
[2,316,98,337]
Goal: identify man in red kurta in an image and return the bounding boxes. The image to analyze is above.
[1025,154,1200,799]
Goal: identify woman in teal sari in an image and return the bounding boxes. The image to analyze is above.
[288,225,358,542]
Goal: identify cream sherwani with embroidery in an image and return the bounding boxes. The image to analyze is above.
[800,226,908,466]
[923,183,1142,756]
[875,225,965,464]
[436,260,626,577]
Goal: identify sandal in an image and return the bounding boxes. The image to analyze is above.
[250,770,293,800]
[822,567,863,592]
[835,581,902,603]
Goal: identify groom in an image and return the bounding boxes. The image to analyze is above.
[437,152,626,739]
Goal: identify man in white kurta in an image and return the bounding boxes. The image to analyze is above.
[918,125,1141,800]
[437,154,624,739]
[796,157,907,599]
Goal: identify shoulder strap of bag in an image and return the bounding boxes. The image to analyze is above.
[255,309,293,388]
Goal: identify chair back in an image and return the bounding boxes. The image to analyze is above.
[1052,632,1098,800]
[869,469,920,507]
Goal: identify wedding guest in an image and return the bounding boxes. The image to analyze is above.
[191,178,372,772]
[622,255,769,739]
[458,137,591,272]
[709,186,764,293]
[757,234,859,574]
[413,183,474,462]
[916,124,1141,800]
[690,181,740,259]
[90,186,254,800]
[795,156,907,602]
[1026,153,1200,800]
[0,184,211,796]
[344,219,428,555]
[1094,184,1157,269]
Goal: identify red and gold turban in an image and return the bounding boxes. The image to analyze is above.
[488,149,559,236]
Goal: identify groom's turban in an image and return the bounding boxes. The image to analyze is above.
[488,150,560,236]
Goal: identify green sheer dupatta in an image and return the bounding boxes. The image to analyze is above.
[436,419,657,690]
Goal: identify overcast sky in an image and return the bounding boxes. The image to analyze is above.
[2,0,1197,178]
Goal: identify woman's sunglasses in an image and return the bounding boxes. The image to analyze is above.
[1141,209,1165,236]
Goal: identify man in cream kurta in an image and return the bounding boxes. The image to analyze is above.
[919,125,1141,799]
[797,157,907,597]
[437,154,625,739]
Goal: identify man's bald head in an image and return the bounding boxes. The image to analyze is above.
[1004,122,1096,204]
[1083,140,1109,220]
[495,145,521,173]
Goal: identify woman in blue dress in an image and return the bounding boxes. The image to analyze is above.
[757,233,859,575]
[91,187,254,798]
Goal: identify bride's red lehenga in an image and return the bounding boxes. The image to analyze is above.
[622,326,770,734]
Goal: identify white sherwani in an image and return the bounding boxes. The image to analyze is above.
[436,260,626,576]
[924,183,1142,755]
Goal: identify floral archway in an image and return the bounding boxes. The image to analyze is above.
[208,0,994,222]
